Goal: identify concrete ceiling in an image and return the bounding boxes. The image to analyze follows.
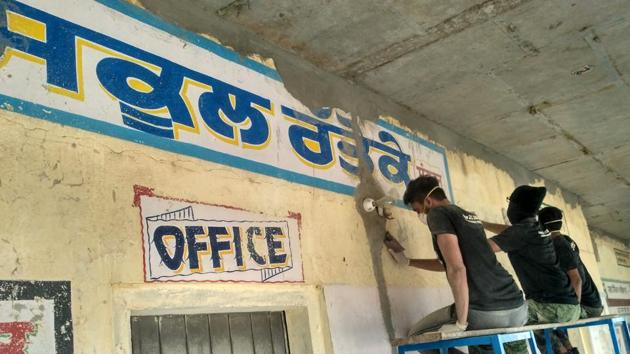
[144,0,630,240]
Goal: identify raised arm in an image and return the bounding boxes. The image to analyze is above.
[384,234,445,272]
[487,239,503,253]
[386,249,446,272]
[482,220,509,234]
[409,258,445,272]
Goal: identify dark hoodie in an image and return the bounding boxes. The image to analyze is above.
[491,186,578,304]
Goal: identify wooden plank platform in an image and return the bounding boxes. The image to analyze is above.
[393,315,620,346]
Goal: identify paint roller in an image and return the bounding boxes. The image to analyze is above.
[362,196,394,218]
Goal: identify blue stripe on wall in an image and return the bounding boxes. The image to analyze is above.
[0,94,355,196]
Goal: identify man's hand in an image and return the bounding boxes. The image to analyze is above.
[384,233,409,265]
[378,204,394,220]
[482,220,509,234]
[438,321,467,333]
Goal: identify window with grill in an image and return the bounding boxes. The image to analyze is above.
[131,311,289,354]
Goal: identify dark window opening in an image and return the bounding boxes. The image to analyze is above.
[131,311,289,354]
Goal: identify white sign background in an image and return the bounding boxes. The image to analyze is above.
[603,279,630,300]
[138,192,303,283]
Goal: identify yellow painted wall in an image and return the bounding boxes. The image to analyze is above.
[592,230,630,283]
[0,101,613,353]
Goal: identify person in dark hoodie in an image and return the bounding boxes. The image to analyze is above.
[538,206,603,353]
[482,186,580,351]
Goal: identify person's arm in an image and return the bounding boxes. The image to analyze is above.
[567,268,582,303]
[487,239,503,253]
[482,220,509,234]
[385,245,445,271]
[436,233,469,326]
[409,258,445,272]
[489,226,522,254]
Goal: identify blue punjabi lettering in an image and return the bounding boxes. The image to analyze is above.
[282,106,411,185]
[96,57,187,138]
[337,138,374,177]
[312,108,374,177]
[0,1,79,94]
[0,0,448,199]
[369,131,411,185]
[198,81,272,148]
[1,0,272,146]
[282,106,353,169]
[314,107,353,129]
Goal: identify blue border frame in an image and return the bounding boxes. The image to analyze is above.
[93,0,282,82]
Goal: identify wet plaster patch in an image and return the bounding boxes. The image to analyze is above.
[349,114,396,344]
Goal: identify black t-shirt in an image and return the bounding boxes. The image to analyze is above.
[427,204,524,311]
[553,234,602,308]
[553,235,579,272]
[491,219,578,305]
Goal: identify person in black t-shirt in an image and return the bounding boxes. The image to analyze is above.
[538,206,603,353]
[385,176,527,347]
[482,185,580,352]
[538,206,602,316]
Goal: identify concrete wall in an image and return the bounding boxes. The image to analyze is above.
[0,1,617,353]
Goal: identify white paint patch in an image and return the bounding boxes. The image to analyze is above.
[603,280,630,300]
[387,286,454,338]
[0,299,56,353]
[323,285,452,353]
[324,285,391,354]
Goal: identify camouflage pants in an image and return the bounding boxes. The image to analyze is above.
[552,305,604,353]
[580,304,603,319]
[527,299,581,353]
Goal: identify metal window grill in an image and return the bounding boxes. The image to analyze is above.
[131,311,289,354]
